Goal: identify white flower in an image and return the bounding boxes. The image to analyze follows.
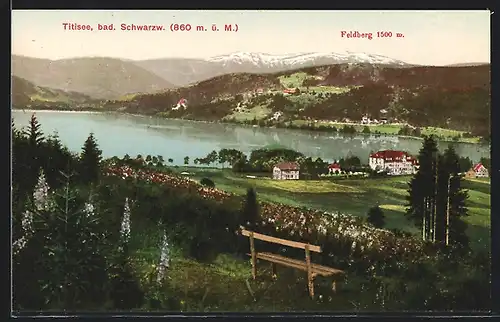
[21,210,34,234]
[12,235,28,255]
[120,198,131,244]
[33,170,50,211]
[83,202,95,217]
[157,231,170,283]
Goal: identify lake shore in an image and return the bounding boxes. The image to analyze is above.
[12,108,487,145]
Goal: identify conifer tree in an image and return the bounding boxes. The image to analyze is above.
[23,114,45,192]
[241,187,260,229]
[406,135,439,241]
[79,133,102,185]
[13,173,109,310]
[440,145,469,249]
[367,205,385,228]
[110,197,144,309]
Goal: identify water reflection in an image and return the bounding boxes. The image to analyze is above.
[12,111,490,166]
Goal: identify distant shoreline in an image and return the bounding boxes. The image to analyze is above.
[12,108,105,114]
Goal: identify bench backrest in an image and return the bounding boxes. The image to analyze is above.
[241,229,322,253]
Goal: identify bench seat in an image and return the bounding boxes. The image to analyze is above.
[248,252,344,277]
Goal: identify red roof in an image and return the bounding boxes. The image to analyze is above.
[328,163,341,169]
[283,88,296,94]
[274,162,300,171]
[370,150,416,163]
[473,163,485,172]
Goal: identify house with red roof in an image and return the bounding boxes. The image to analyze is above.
[466,163,489,178]
[368,150,418,176]
[173,98,188,110]
[282,88,297,95]
[273,162,300,180]
[328,162,342,174]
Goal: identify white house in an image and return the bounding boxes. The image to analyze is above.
[273,162,300,180]
[172,98,188,110]
[270,111,283,121]
[369,150,418,176]
[327,162,342,174]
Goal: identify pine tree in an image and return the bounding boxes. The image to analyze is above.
[406,135,439,241]
[22,114,45,193]
[79,133,102,185]
[441,145,469,249]
[110,197,144,309]
[241,187,260,229]
[13,174,109,310]
[367,206,385,228]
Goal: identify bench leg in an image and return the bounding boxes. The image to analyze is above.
[308,277,315,299]
[271,263,277,279]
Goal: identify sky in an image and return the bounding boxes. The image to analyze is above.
[12,10,491,65]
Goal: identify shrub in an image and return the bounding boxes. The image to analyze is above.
[200,178,215,188]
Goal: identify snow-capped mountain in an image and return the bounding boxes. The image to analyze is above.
[207,51,408,68]
[134,51,410,87]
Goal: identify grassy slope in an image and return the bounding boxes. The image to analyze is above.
[11,75,96,106]
[131,222,374,311]
[173,167,490,251]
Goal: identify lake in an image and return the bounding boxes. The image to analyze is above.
[12,110,490,166]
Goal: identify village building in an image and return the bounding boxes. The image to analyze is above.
[328,162,342,174]
[465,163,489,178]
[273,162,300,180]
[369,150,418,176]
[270,111,283,121]
[282,88,297,95]
[172,98,188,110]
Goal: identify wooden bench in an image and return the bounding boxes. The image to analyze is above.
[241,229,344,298]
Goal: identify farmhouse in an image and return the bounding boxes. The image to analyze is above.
[172,98,188,110]
[369,150,418,176]
[466,163,489,178]
[327,162,342,174]
[283,88,297,95]
[273,162,300,180]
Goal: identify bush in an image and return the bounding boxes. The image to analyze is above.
[200,178,215,188]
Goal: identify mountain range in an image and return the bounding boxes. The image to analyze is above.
[12,51,421,99]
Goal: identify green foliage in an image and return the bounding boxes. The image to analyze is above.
[406,137,469,249]
[12,118,490,311]
[200,178,215,188]
[367,206,385,228]
[241,188,260,230]
[79,133,102,185]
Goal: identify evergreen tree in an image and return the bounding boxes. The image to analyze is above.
[367,205,385,228]
[79,133,102,185]
[110,197,144,309]
[42,132,76,189]
[406,135,439,241]
[22,114,45,193]
[13,174,109,310]
[441,145,469,249]
[241,187,260,229]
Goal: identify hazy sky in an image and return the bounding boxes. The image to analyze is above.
[12,10,490,65]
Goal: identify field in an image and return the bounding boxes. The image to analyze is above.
[173,167,491,251]
[290,120,481,143]
[278,72,352,94]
